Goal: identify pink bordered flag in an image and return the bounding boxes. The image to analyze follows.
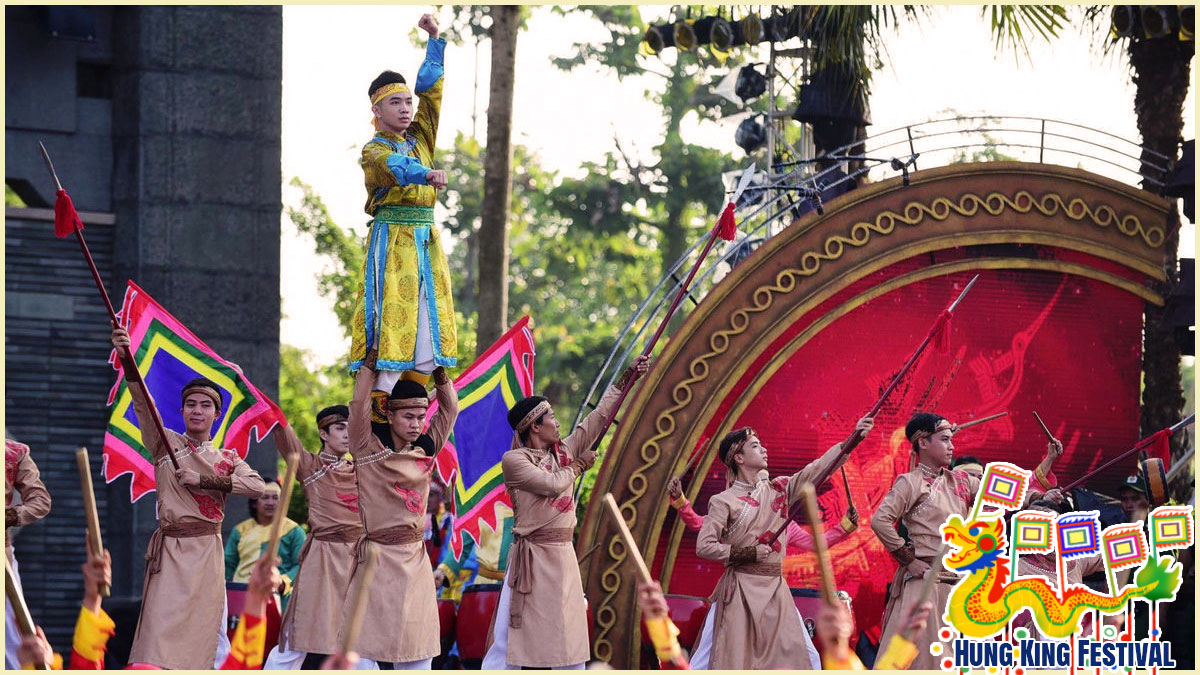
[976,462,1031,512]
[1100,522,1149,572]
[103,281,285,501]
[1012,510,1056,554]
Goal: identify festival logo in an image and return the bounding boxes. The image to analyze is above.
[933,463,1190,673]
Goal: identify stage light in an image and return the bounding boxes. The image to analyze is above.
[730,13,764,46]
[643,23,675,55]
[1141,5,1177,38]
[694,16,733,50]
[1179,5,1194,39]
[1111,5,1139,37]
[735,65,767,102]
[735,115,767,153]
[675,20,697,51]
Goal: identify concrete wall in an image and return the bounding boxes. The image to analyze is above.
[5,6,282,660]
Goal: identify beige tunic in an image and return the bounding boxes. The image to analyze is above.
[871,466,980,671]
[498,386,620,667]
[342,369,458,663]
[276,426,364,654]
[695,440,849,670]
[4,440,52,562]
[126,386,266,670]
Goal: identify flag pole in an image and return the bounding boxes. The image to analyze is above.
[39,142,179,470]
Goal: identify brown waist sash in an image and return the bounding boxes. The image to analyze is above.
[507,527,574,628]
[297,524,363,567]
[145,521,221,575]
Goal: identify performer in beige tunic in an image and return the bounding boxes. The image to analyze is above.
[691,416,874,670]
[482,355,651,670]
[266,406,378,670]
[114,327,267,669]
[342,356,458,667]
[5,438,52,670]
[871,412,981,671]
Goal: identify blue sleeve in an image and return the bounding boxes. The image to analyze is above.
[415,37,446,93]
[386,153,431,185]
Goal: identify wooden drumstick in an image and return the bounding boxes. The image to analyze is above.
[798,483,838,606]
[1031,411,1057,442]
[603,493,653,584]
[5,557,50,669]
[75,447,109,597]
[263,454,299,566]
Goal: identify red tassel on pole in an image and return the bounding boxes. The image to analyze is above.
[931,309,953,353]
[715,202,737,241]
[53,189,84,238]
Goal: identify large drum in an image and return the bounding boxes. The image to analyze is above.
[456,583,502,666]
[438,598,457,651]
[225,582,282,660]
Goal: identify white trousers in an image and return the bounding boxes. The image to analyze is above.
[211,595,233,668]
[263,638,381,670]
[481,581,585,670]
[688,601,822,670]
[374,279,435,394]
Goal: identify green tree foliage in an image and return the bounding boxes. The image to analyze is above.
[551,6,737,277]
[285,177,365,338]
[439,131,659,409]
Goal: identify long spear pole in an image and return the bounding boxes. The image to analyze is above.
[573,167,754,498]
[39,142,179,470]
[1061,414,1194,492]
[764,275,979,546]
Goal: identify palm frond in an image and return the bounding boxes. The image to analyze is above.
[987,4,1069,62]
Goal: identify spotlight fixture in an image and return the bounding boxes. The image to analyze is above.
[1111,5,1139,37]
[643,23,675,54]
[1141,5,1177,38]
[675,20,697,51]
[694,16,733,50]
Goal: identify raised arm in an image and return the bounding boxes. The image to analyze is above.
[500,450,584,498]
[271,425,302,464]
[787,417,873,504]
[349,360,377,458]
[560,355,651,460]
[410,16,445,156]
[427,367,459,455]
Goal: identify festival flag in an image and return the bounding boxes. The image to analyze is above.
[1012,511,1056,554]
[1149,506,1194,554]
[1055,511,1101,560]
[103,281,285,501]
[431,316,535,564]
[1100,522,1149,572]
[976,462,1031,512]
